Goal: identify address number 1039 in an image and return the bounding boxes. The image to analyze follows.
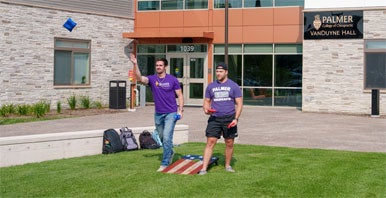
[180,45,195,52]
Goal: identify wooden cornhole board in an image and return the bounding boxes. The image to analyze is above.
[162,155,219,175]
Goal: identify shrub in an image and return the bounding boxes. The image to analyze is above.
[32,101,47,118]
[0,104,16,117]
[80,96,90,109]
[43,100,51,113]
[0,105,8,117]
[67,94,77,110]
[93,101,103,109]
[57,101,62,114]
[16,104,30,116]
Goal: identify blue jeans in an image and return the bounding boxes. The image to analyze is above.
[154,112,177,166]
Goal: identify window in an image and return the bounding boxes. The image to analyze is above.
[138,1,160,10]
[214,0,303,8]
[365,40,386,89]
[161,0,183,10]
[274,0,304,7]
[54,38,91,86]
[186,0,208,9]
[138,0,208,11]
[244,0,272,7]
[214,55,242,85]
[214,0,242,8]
[244,55,273,86]
[214,44,302,107]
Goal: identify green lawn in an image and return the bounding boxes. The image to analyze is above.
[1,143,385,197]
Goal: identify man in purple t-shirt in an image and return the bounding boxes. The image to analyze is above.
[130,54,184,172]
[199,62,243,175]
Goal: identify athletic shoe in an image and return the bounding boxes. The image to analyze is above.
[157,165,167,172]
[198,170,207,175]
[225,166,235,173]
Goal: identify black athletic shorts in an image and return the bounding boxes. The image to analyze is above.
[205,114,238,139]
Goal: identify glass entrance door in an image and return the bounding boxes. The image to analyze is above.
[167,54,207,105]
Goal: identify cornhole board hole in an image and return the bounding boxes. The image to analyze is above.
[162,155,219,175]
[63,18,77,32]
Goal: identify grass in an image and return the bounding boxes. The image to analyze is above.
[0,117,63,125]
[0,143,385,198]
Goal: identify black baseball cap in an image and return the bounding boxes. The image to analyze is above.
[216,62,228,70]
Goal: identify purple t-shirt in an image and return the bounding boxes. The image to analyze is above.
[205,79,242,117]
[147,74,181,113]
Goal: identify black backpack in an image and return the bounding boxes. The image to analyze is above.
[119,127,139,151]
[102,129,124,154]
[139,130,160,149]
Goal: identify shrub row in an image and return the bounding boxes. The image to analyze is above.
[0,94,104,118]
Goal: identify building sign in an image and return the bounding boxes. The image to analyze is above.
[304,11,363,40]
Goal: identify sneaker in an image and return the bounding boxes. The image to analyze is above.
[225,166,235,173]
[198,170,207,175]
[157,166,167,172]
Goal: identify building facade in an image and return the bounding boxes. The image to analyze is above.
[124,0,304,107]
[303,0,386,115]
[1,0,384,116]
[0,0,134,108]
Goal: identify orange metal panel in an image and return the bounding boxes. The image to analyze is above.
[273,25,302,43]
[183,10,210,27]
[123,28,214,39]
[182,27,212,34]
[274,7,303,25]
[127,2,302,44]
[212,26,224,43]
[229,10,243,26]
[243,26,274,43]
[136,12,160,28]
[212,10,243,27]
[243,8,274,26]
[212,10,225,28]
[228,26,243,43]
[158,27,184,35]
[160,11,184,27]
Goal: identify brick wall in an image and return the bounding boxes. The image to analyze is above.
[303,9,386,115]
[0,3,134,108]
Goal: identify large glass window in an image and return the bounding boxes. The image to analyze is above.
[214,44,302,107]
[161,0,183,10]
[244,0,273,7]
[214,0,303,8]
[138,0,208,11]
[274,55,302,87]
[365,40,386,89]
[214,55,242,85]
[138,1,160,10]
[214,0,242,8]
[186,0,208,9]
[244,55,272,86]
[275,0,304,6]
[54,38,90,86]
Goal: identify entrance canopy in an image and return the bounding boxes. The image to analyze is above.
[122,31,214,39]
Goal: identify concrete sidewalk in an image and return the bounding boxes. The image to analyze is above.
[0,106,385,153]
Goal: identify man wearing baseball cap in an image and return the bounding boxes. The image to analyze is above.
[199,62,243,175]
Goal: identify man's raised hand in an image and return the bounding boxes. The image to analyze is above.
[130,53,137,65]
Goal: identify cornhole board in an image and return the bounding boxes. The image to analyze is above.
[162,155,219,175]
